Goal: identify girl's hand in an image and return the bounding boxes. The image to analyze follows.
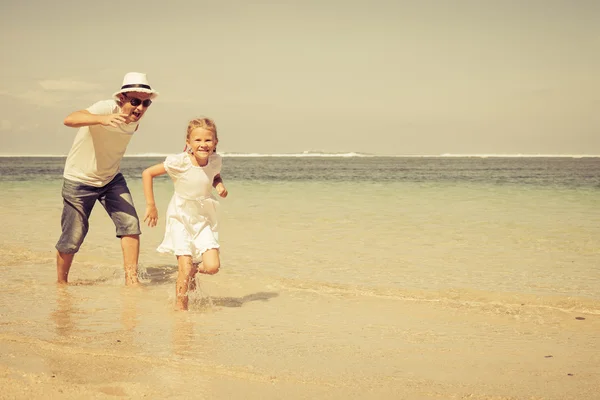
[216,183,228,198]
[143,204,159,227]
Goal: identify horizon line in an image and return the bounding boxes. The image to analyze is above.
[1,152,599,158]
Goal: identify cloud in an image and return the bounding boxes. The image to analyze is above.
[15,90,69,108]
[38,79,103,92]
[0,89,64,107]
[0,78,106,107]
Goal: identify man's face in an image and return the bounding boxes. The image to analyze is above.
[119,92,153,124]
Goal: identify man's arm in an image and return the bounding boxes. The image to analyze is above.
[64,110,128,128]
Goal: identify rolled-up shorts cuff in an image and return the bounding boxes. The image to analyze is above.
[116,229,142,238]
[55,244,79,254]
[100,173,141,238]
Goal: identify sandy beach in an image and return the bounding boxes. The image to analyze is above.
[1,253,599,399]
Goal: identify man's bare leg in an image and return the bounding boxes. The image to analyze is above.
[56,251,74,284]
[121,234,140,286]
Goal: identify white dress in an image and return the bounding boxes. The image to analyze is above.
[157,152,222,263]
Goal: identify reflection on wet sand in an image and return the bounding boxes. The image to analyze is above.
[171,292,279,359]
[172,314,195,357]
[51,286,79,339]
[119,288,140,348]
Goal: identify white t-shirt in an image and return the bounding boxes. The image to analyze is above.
[163,152,222,199]
[63,100,139,187]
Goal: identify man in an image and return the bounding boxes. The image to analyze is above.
[56,72,159,285]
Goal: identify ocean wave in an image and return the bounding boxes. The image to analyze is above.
[218,151,374,158]
[0,154,67,158]
[122,151,376,158]
[118,152,600,158]
[129,152,600,158]
[273,277,600,316]
[1,153,600,158]
[437,154,600,158]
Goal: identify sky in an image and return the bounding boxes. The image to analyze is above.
[0,0,599,156]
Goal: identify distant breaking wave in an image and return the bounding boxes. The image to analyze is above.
[1,152,599,158]
[140,152,600,158]
[218,151,373,158]
[126,151,375,158]
[437,153,600,158]
[216,153,600,158]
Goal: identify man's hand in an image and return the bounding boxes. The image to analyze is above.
[215,183,228,198]
[99,113,128,128]
[143,205,159,227]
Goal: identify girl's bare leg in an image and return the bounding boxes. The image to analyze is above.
[175,255,195,310]
[189,263,199,293]
[197,249,221,275]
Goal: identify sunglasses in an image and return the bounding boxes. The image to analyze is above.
[125,96,152,107]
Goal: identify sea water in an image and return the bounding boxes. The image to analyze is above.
[1,155,599,306]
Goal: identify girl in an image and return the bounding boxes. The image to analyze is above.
[142,117,228,310]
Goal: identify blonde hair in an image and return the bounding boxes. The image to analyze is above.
[185,117,218,153]
[186,117,218,141]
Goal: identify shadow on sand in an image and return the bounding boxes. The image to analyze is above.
[145,265,279,308]
[204,292,279,308]
[142,265,178,285]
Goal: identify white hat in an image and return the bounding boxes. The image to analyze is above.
[112,72,159,99]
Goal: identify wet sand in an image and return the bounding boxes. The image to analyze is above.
[1,267,599,400]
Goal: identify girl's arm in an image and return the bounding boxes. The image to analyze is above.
[213,173,228,198]
[142,163,167,227]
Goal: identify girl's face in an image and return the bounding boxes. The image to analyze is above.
[186,127,218,158]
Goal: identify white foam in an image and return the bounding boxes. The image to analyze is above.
[217,151,373,158]
[1,153,599,158]
[0,154,67,157]
[127,152,600,158]
[437,153,600,158]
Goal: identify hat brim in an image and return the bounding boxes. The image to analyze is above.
[113,88,159,100]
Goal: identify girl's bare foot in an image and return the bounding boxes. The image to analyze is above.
[176,295,189,311]
[125,274,141,287]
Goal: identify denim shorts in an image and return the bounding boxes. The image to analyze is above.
[55,173,141,254]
